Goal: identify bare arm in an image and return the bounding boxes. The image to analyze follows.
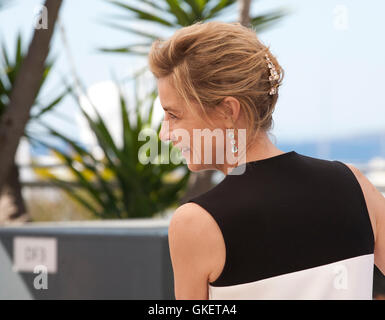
[168,203,218,300]
[345,163,385,275]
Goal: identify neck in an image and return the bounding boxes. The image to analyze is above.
[221,131,284,175]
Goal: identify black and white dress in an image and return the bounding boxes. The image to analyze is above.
[187,151,375,299]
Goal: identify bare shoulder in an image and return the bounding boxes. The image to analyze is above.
[168,202,225,281]
[168,202,223,249]
[343,163,380,241]
[169,202,219,234]
[338,162,385,275]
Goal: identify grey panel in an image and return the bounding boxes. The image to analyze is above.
[0,242,33,300]
[0,221,174,299]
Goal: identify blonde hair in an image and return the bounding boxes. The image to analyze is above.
[148,21,284,144]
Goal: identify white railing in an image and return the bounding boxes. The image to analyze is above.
[17,162,385,194]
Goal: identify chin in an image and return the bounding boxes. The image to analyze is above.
[185,161,216,172]
[182,152,218,172]
[186,163,203,172]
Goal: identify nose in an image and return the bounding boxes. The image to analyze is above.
[159,119,172,142]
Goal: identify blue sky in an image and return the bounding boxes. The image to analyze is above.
[1,0,385,145]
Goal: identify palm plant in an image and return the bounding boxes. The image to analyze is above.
[0,0,63,218]
[27,72,191,219]
[99,0,287,55]
[0,33,68,222]
[0,34,68,121]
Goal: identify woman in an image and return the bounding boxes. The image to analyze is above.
[148,21,384,300]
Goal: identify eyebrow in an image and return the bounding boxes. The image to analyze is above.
[163,105,179,112]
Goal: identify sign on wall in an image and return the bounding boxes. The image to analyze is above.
[13,237,57,274]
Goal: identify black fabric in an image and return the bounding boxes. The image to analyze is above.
[187,151,375,287]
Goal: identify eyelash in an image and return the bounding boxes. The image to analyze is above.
[168,112,178,120]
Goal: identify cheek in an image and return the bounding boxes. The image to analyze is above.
[212,136,226,161]
[176,125,194,148]
[198,134,226,163]
[181,120,226,161]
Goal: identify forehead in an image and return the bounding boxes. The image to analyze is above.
[157,77,183,111]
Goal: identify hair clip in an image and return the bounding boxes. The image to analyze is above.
[265,54,279,95]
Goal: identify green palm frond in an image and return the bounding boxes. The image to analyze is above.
[0,33,67,120]
[30,71,190,219]
[99,0,247,54]
[250,8,288,32]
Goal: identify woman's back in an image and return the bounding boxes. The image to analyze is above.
[187,150,375,299]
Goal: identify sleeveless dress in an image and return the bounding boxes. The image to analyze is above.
[186,151,375,300]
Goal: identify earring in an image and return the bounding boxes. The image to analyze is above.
[228,129,238,153]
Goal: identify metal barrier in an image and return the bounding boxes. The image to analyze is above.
[0,219,174,299]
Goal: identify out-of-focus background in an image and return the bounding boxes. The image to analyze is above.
[0,0,384,300]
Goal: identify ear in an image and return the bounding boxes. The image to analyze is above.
[220,96,241,127]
